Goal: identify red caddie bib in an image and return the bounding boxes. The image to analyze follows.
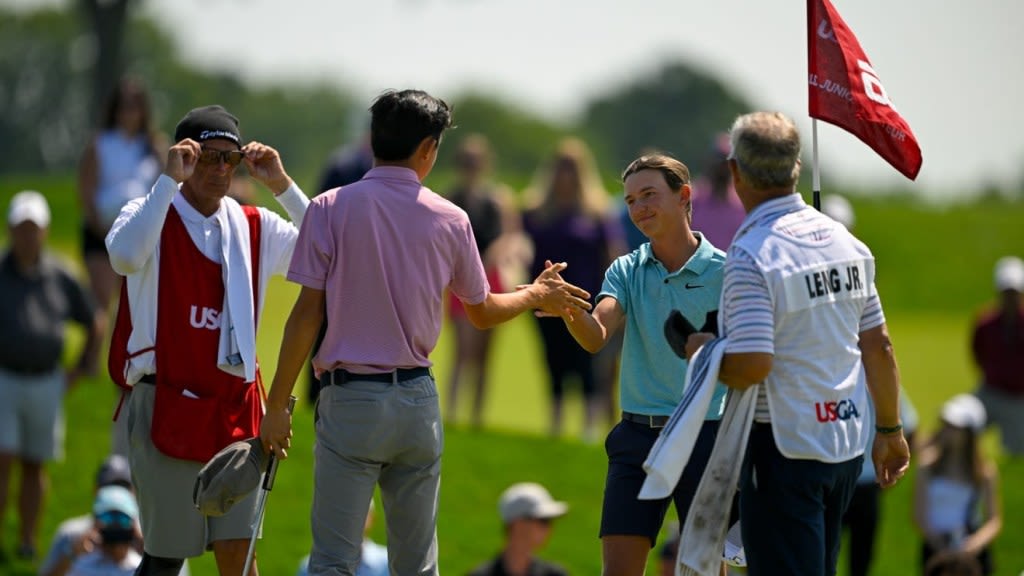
[148,206,263,462]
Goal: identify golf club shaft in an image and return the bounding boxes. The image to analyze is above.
[241,394,297,575]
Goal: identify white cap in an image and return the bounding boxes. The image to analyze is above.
[8,190,50,228]
[498,482,568,523]
[821,194,855,230]
[940,394,987,432]
[994,256,1024,292]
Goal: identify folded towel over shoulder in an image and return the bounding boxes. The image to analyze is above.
[215,200,258,383]
[639,338,728,500]
[638,337,759,576]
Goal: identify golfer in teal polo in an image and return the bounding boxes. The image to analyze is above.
[556,153,727,576]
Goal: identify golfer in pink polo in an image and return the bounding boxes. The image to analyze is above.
[260,89,591,576]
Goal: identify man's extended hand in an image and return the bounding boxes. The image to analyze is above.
[872,430,910,488]
[164,139,201,183]
[259,403,293,460]
[532,260,591,320]
[243,142,292,195]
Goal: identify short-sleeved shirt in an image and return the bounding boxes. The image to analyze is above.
[68,548,142,576]
[0,251,95,372]
[599,233,728,418]
[288,166,489,374]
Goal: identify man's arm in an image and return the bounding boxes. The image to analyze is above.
[562,297,624,354]
[105,175,176,274]
[260,286,326,459]
[106,140,200,274]
[463,262,591,330]
[860,322,910,488]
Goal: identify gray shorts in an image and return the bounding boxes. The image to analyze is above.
[126,383,260,559]
[0,367,65,462]
[975,386,1024,456]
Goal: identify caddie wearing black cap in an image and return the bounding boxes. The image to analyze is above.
[105,104,310,576]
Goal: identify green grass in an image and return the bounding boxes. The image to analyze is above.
[0,175,1022,575]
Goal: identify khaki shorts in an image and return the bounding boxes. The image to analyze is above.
[126,383,260,559]
[0,367,65,462]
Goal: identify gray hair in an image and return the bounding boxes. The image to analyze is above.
[728,112,801,190]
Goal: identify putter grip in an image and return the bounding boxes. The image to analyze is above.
[263,395,297,491]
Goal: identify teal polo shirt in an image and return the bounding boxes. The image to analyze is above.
[599,233,728,419]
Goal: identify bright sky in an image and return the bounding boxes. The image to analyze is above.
[6,0,1022,198]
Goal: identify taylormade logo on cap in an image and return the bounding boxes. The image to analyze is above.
[174,105,241,146]
[199,130,240,144]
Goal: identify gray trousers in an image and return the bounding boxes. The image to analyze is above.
[310,374,442,576]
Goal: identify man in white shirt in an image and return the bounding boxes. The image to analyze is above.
[106,104,308,576]
[686,111,910,576]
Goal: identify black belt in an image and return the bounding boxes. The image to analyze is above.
[324,367,431,386]
[622,411,669,429]
[138,374,157,385]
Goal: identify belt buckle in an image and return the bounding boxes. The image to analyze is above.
[649,415,665,429]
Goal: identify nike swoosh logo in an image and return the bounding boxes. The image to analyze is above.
[685,283,704,289]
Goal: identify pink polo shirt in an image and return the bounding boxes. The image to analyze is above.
[288,166,489,374]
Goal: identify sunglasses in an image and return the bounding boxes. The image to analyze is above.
[198,148,245,166]
[96,510,134,530]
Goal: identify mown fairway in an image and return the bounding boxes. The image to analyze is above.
[1,177,1021,575]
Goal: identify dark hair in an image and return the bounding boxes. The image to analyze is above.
[101,76,158,155]
[369,89,453,161]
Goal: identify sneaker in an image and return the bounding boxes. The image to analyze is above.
[722,521,746,568]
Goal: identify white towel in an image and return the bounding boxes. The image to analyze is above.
[639,338,727,500]
[215,199,258,383]
[677,377,758,575]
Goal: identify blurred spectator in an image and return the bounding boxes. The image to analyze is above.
[297,499,387,576]
[318,127,373,195]
[522,138,626,440]
[971,255,1024,456]
[39,456,190,576]
[0,191,102,561]
[914,394,1001,576]
[821,194,855,230]
[924,551,983,576]
[40,456,132,576]
[445,134,528,428]
[304,120,374,407]
[826,192,917,576]
[689,133,745,250]
[467,483,569,576]
[840,392,918,576]
[76,77,163,456]
[63,485,142,576]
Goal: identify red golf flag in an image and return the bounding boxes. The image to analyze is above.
[808,0,922,180]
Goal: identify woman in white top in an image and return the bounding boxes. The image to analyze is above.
[77,78,163,456]
[77,77,163,320]
[914,394,1001,575]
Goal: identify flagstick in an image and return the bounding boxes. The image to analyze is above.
[812,119,821,211]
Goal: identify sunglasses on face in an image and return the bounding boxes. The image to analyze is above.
[96,511,134,530]
[198,148,245,166]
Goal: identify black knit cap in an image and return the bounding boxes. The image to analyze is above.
[174,105,241,146]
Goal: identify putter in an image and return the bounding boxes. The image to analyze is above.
[242,395,296,576]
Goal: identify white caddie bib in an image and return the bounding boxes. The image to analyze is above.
[733,211,874,462]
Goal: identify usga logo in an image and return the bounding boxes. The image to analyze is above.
[190,305,221,330]
[815,399,860,422]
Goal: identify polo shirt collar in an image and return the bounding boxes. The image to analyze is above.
[638,232,714,275]
[735,192,805,238]
[363,165,421,183]
[172,190,223,224]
